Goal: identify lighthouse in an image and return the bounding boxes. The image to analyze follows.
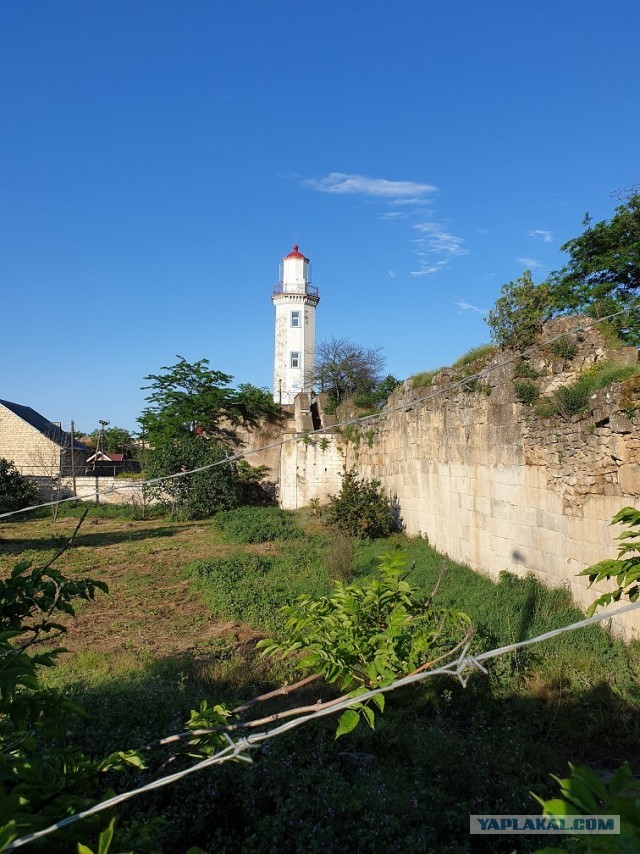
[272,245,320,404]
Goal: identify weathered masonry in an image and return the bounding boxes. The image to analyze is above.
[273,319,640,639]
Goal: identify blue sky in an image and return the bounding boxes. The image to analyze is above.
[1,0,639,432]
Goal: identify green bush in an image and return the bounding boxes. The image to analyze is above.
[0,458,39,514]
[512,358,539,380]
[513,380,539,405]
[214,506,301,543]
[549,334,577,359]
[325,469,393,539]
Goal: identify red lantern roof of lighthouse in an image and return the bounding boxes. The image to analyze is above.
[284,244,307,260]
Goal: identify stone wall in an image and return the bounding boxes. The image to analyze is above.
[0,404,61,477]
[336,319,640,639]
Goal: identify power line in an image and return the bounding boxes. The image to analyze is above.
[6,597,640,851]
[1,303,639,521]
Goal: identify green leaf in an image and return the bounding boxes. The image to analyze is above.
[370,692,385,713]
[361,706,375,729]
[97,819,115,854]
[335,709,360,738]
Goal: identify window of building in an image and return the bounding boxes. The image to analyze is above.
[290,351,300,368]
[291,310,301,327]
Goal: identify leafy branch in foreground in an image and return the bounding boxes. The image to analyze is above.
[533,761,640,852]
[258,548,472,736]
[580,506,640,615]
[0,513,149,852]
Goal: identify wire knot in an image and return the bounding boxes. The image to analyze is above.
[454,642,488,687]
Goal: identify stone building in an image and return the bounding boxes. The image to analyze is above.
[0,398,87,479]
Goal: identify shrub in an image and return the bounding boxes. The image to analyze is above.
[512,358,539,380]
[549,334,577,359]
[513,380,539,405]
[214,506,301,543]
[0,458,39,514]
[325,469,393,539]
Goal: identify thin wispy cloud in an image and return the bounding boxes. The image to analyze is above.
[410,221,468,276]
[517,257,543,269]
[302,172,437,198]
[456,299,487,314]
[529,229,553,243]
[379,210,405,221]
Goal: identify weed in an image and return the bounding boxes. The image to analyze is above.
[512,358,539,380]
[549,335,577,359]
[214,506,302,543]
[409,369,441,389]
[514,380,539,405]
[451,343,497,369]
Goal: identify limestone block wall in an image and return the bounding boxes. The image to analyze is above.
[55,477,147,505]
[339,320,640,639]
[279,435,344,509]
[0,405,61,476]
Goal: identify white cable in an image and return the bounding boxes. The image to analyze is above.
[1,304,639,521]
[6,597,640,851]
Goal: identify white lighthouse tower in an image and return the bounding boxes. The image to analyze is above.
[272,244,320,405]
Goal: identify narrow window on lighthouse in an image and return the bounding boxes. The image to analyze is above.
[291,310,301,327]
[290,351,300,368]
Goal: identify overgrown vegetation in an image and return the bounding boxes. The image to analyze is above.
[514,380,539,405]
[537,361,640,420]
[581,506,640,615]
[1,508,639,851]
[325,468,393,539]
[0,458,39,515]
[409,368,441,389]
[214,505,302,543]
[549,334,578,359]
[450,343,498,369]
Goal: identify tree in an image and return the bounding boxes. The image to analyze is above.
[547,193,640,344]
[486,271,552,350]
[0,458,39,514]
[144,434,243,519]
[314,337,386,406]
[87,426,134,455]
[139,357,279,518]
[139,356,279,447]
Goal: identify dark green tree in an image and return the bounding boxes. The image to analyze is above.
[547,193,640,344]
[0,459,39,514]
[139,356,279,447]
[144,435,243,519]
[486,271,552,350]
[87,426,134,455]
[139,357,279,518]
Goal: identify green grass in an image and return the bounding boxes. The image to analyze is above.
[213,505,302,543]
[450,342,497,369]
[10,512,640,853]
[185,539,329,630]
[409,368,442,389]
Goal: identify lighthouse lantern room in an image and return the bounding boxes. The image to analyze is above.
[272,245,320,404]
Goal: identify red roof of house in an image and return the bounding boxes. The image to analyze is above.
[284,244,307,260]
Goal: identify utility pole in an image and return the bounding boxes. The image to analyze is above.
[70,420,77,496]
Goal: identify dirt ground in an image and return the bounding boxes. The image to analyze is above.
[0,513,263,661]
